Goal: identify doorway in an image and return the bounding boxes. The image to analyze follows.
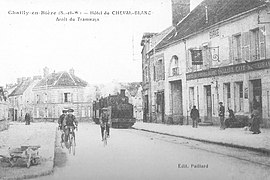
[143,95,149,122]
[205,85,212,121]
[156,91,165,123]
[251,79,262,113]
[170,80,183,123]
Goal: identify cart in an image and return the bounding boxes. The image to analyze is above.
[0,145,41,168]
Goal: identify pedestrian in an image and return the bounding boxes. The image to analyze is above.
[190,105,199,128]
[225,108,235,128]
[250,106,261,134]
[64,108,78,142]
[218,102,225,130]
[100,108,110,140]
[25,112,30,125]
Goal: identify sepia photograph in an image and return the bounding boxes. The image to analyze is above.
[0,0,270,179]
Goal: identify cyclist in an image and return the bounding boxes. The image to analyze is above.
[58,109,68,143]
[100,108,110,141]
[64,108,78,142]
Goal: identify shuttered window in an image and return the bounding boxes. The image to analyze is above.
[232,34,241,61]
[250,26,266,61]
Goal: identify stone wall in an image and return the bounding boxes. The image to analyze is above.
[0,119,9,131]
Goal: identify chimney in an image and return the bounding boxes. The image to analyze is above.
[17,78,23,84]
[120,89,125,97]
[171,0,190,26]
[43,67,49,77]
[69,68,74,75]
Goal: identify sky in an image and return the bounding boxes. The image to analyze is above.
[0,0,203,86]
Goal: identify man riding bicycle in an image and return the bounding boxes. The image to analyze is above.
[58,109,68,142]
[100,108,110,141]
[64,108,78,142]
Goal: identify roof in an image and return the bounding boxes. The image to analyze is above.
[156,0,266,51]
[147,26,175,54]
[34,71,88,89]
[9,80,33,97]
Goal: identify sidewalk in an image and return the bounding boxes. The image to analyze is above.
[0,122,57,180]
[133,122,270,154]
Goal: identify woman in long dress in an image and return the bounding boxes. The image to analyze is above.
[250,108,261,134]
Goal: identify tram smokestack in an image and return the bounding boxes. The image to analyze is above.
[120,89,125,96]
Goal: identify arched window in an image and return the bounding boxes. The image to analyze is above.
[169,55,179,76]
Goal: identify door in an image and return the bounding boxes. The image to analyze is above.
[205,85,212,121]
[143,95,149,122]
[252,79,262,113]
[14,109,17,121]
[156,91,165,123]
[171,80,183,123]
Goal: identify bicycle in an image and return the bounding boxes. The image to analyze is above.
[64,126,77,155]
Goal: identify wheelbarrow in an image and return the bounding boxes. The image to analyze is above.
[0,145,41,168]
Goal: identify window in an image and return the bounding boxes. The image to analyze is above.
[251,28,260,60]
[154,59,165,81]
[144,66,149,82]
[36,95,40,104]
[64,93,71,102]
[155,91,164,113]
[233,34,241,61]
[235,82,243,112]
[44,93,47,103]
[170,55,179,76]
[250,27,266,61]
[241,32,250,62]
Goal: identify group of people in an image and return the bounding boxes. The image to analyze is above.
[190,101,262,134]
[58,108,78,143]
[58,107,111,143]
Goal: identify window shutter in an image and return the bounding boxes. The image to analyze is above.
[241,32,250,61]
[228,36,233,63]
[60,93,63,103]
[241,33,245,61]
[259,26,266,59]
[246,32,250,61]
[71,93,73,102]
[250,31,256,61]
[233,36,238,60]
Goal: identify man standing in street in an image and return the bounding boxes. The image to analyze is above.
[219,102,225,130]
[25,112,31,125]
[190,105,199,128]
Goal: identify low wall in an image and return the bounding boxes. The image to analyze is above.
[34,117,93,122]
[0,119,9,131]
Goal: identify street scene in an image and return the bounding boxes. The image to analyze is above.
[1,0,270,179]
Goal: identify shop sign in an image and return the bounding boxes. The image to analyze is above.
[186,59,270,80]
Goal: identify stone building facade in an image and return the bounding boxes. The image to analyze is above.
[32,68,92,122]
[0,87,8,131]
[8,77,41,122]
[141,0,190,123]
[142,0,270,127]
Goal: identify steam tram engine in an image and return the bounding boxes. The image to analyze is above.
[92,89,136,128]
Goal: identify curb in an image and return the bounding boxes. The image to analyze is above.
[3,127,58,180]
[133,127,270,156]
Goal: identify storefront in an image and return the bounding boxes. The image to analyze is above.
[186,59,270,127]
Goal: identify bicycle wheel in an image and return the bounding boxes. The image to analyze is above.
[103,130,107,146]
[68,134,72,154]
[71,136,76,155]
